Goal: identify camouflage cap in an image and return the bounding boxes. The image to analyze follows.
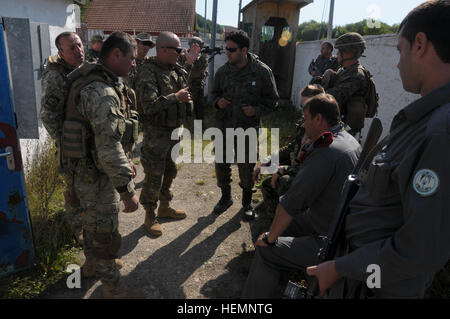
[188,36,204,48]
[135,32,155,47]
[91,34,104,43]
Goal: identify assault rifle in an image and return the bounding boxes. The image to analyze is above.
[201,46,224,62]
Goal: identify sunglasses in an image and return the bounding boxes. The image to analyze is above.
[225,47,239,53]
[163,46,183,54]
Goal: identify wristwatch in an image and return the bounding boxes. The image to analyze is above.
[262,232,276,247]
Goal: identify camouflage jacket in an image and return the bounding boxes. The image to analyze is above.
[135,56,193,128]
[126,57,147,91]
[86,48,101,63]
[39,55,76,141]
[326,62,369,112]
[211,53,279,129]
[69,64,137,199]
[178,52,208,91]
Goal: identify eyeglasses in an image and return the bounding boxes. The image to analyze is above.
[163,46,183,54]
[225,47,239,53]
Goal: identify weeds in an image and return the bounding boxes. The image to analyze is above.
[0,139,80,299]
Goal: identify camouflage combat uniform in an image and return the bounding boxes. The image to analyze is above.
[134,56,192,216]
[178,53,209,120]
[64,63,138,286]
[211,52,278,210]
[39,55,83,241]
[86,48,101,63]
[126,57,147,91]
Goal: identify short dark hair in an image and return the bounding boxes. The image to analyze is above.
[303,93,340,127]
[322,41,333,50]
[225,30,250,49]
[399,0,450,63]
[99,32,137,61]
[300,84,325,97]
[55,32,76,51]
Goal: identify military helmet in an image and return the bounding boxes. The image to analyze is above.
[334,32,366,57]
[188,36,204,48]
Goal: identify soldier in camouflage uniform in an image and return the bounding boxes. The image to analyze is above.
[311,33,371,136]
[39,32,85,245]
[126,32,155,91]
[253,84,325,219]
[64,32,142,298]
[211,30,279,220]
[308,41,339,77]
[85,34,104,63]
[135,32,194,237]
[178,37,209,120]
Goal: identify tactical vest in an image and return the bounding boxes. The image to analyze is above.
[62,63,138,162]
[141,59,192,128]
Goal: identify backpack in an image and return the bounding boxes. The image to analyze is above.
[361,68,379,118]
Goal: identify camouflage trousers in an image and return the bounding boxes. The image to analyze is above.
[260,174,294,219]
[140,126,179,211]
[63,172,83,237]
[73,158,121,286]
[191,88,207,120]
[215,132,257,191]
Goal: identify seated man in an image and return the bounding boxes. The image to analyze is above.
[253,84,325,219]
[308,41,339,77]
[242,93,361,298]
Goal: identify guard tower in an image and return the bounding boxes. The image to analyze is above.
[241,0,313,101]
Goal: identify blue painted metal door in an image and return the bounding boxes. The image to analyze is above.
[0,21,35,278]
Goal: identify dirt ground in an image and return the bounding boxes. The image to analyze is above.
[45,138,273,299]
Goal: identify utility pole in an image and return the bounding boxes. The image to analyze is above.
[204,0,207,39]
[238,0,242,29]
[327,0,335,40]
[207,0,218,100]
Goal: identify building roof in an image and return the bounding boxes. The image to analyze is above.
[242,0,312,12]
[84,0,196,36]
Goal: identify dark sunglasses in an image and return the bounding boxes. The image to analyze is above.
[163,46,183,54]
[225,47,239,53]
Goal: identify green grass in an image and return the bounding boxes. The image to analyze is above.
[0,139,80,299]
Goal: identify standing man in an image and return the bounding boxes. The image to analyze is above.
[64,31,142,298]
[242,93,360,298]
[126,32,155,90]
[40,32,84,245]
[135,32,192,237]
[308,41,339,77]
[307,0,450,299]
[211,30,279,219]
[86,34,104,63]
[178,37,209,121]
[311,33,374,137]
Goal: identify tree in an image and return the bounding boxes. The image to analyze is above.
[196,13,223,34]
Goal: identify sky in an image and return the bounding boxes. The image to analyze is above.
[195,0,426,28]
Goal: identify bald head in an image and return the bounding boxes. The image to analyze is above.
[156,32,182,65]
[156,32,180,49]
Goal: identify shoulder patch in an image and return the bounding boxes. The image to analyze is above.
[413,169,439,197]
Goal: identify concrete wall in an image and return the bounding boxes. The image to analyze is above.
[291,34,420,138]
[1,0,76,165]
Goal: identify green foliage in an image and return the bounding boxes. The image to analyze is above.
[0,140,80,299]
[298,19,400,42]
[195,13,224,34]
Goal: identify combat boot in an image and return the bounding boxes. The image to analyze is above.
[213,185,233,214]
[240,189,255,221]
[102,282,145,299]
[144,209,162,237]
[82,257,123,278]
[157,201,186,219]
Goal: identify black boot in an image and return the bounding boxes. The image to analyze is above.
[240,189,255,221]
[213,185,233,214]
